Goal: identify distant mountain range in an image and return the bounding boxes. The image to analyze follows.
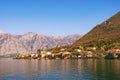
[73,12,120,47]
[0,32,82,56]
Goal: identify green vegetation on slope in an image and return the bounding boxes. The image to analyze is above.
[73,12,120,46]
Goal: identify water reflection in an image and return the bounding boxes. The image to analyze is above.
[0,58,120,80]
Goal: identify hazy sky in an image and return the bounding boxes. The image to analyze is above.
[0,0,120,36]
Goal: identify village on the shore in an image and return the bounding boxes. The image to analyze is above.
[14,45,120,60]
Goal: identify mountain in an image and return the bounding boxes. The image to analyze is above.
[0,30,6,35]
[41,12,120,59]
[73,12,120,46]
[0,32,82,56]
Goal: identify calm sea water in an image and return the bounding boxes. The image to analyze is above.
[0,58,120,80]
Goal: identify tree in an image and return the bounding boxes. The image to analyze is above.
[37,49,41,58]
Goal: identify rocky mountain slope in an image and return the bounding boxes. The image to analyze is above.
[0,32,82,56]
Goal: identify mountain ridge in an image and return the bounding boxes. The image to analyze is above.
[0,32,82,56]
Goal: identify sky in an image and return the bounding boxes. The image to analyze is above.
[0,0,120,36]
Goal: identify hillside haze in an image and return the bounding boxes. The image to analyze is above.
[0,32,82,56]
[73,12,120,46]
